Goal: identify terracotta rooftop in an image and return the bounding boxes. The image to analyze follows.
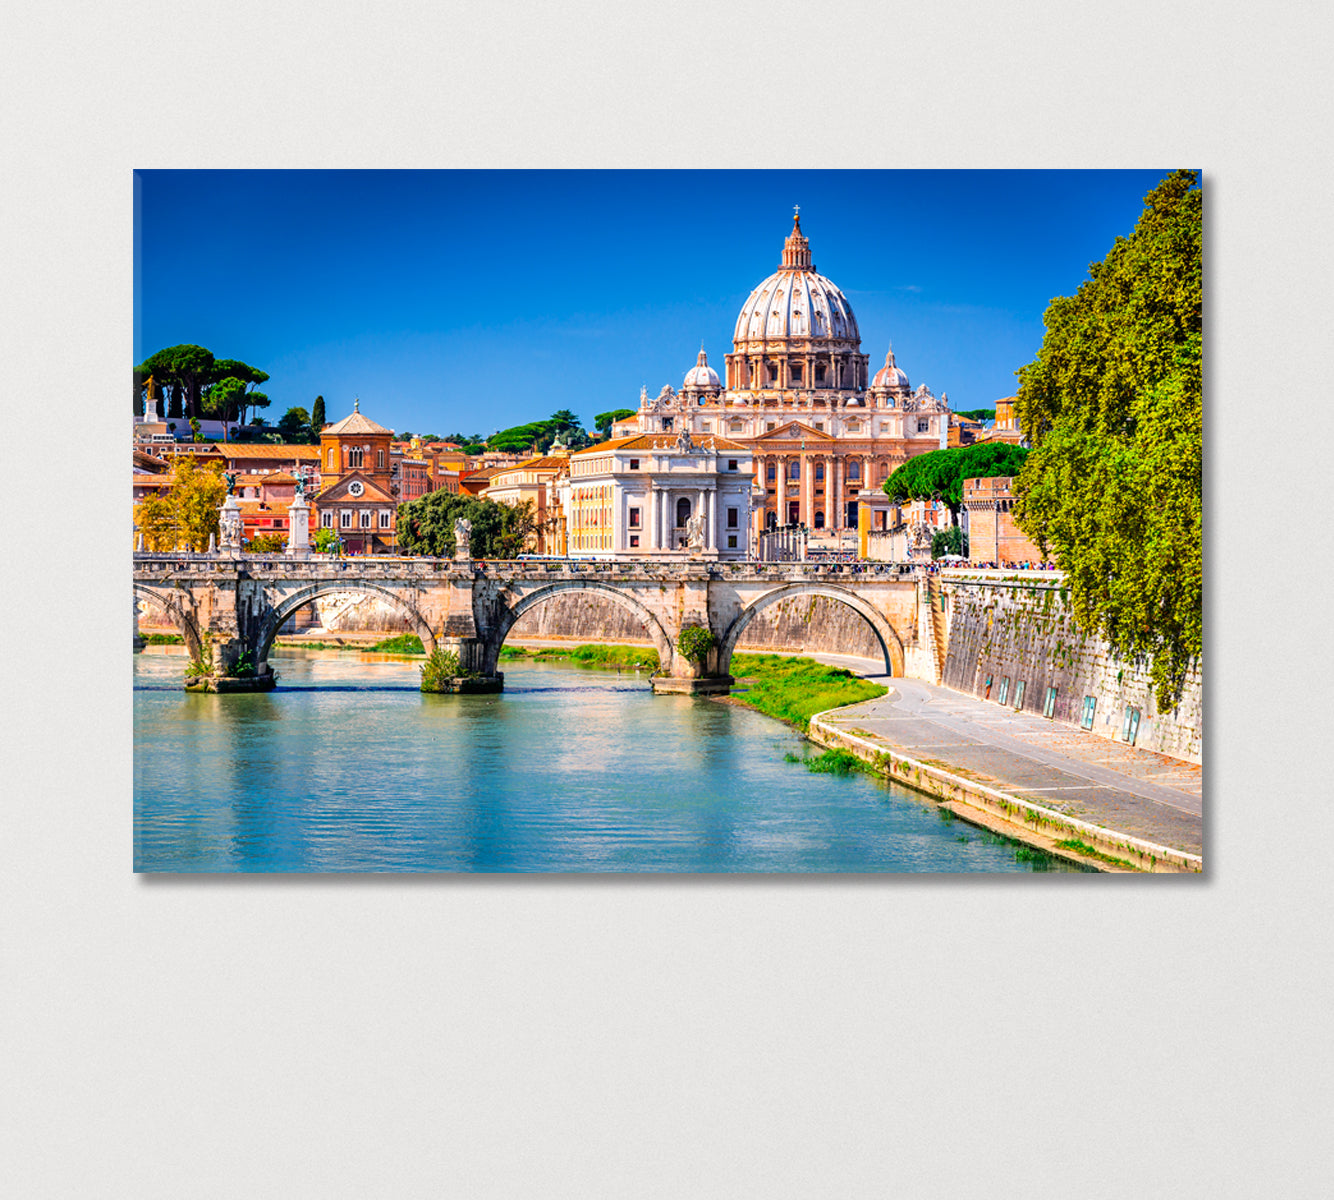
[323,400,392,437]
[211,443,321,461]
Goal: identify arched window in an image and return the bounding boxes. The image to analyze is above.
[676,497,691,528]
[327,448,336,469]
[788,460,800,480]
[815,462,825,482]
[848,460,861,481]
[348,447,364,469]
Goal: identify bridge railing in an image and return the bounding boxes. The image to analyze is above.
[132,552,921,580]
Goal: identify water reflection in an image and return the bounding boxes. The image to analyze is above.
[134,649,1084,874]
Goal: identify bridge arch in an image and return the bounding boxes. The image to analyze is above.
[718,583,904,678]
[255,581,438,666]
[133,583,204,659]
[487,580,675,675]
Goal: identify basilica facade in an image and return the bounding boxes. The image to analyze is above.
[614,212,951,535]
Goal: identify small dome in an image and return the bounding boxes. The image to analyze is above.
[683,348,721,390]
[872,346,910,391]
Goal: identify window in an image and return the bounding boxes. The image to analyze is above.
[359,510,371,529]
[629,458,639,470]
[729,421,744,433]
[379,510,391,529]
[1122,706,1141,745]
[629,534,640,547]
[327,448,336,469]
[321,511,332,528]
[848,461,860,481]
[348,447,364,468]
[766,421,776,432]
[788,460,800,480]
[814,421,824,432]
[676,497,691,528]
[727,459,738,471]
[791,363,803,383]
[661,418,673,431]
[766,464,776,482]
[997,677,1010,705]
[727,535,738,549]
[340,510,351,529]
[727,507,738,528]
[1043,686,1057,719]
[1080,696,1097,730]
[1013,680,1026,710]
[815,462,824,482]
[629,507,641,528]
[917,419,929,433]
[377,449,385,468]
[815,365,826,383]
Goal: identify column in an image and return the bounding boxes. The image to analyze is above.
[775,456,785,525]
[801,453,812,527]
[823,458,832,531]
[706,487,715,549]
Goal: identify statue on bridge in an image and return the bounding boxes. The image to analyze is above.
[453,517,472,561]
[685,511,706,550]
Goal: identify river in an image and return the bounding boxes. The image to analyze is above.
[133,647,1083,873]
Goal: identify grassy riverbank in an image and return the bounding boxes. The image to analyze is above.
[727,653,887,732]
[499,643,660,670]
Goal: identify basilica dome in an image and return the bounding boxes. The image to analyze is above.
[732,213,860,347]
[683,348,721,390]
[871,346,910,392]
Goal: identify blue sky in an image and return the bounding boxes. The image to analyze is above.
[135,169,1174,437]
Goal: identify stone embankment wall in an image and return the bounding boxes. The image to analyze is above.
[509,592,886,660]
[939,571,1201,763]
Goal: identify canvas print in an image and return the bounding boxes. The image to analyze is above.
[132,169,1202,873]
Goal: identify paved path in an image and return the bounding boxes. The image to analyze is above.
[804,654,1203,856]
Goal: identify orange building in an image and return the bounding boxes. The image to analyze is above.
[313,401,399,554]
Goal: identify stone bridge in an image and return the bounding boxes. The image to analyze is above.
[132,554,936,692]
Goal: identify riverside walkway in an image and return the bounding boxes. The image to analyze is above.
[804,654,1203,869]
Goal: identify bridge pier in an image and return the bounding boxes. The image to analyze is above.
[422,635,504,694]
[650,675,733,696]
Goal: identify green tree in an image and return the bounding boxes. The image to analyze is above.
[277,406,311,443]
[883,442,1029,524]
[931,525,968,559]
[310,395,326,443]
[594,408,636,439]
[313,527,339,553]
[396,492,549,558]
[1013,170,1201,710]
[209,359,270,425]
[136,345,216,421]
[134,456,228,551]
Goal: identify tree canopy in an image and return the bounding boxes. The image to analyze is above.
[487,410,590,454]
[134,457,228,552]
[396,492,548,559]
[310,396,326,444]
[1013,169,1201,710]
[277,406,311,443]
[882,441,1029,523]
[594,409,636,439]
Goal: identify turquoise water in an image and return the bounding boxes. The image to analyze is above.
[133,648,1081,873]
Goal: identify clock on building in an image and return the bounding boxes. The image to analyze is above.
[347,481,365,497]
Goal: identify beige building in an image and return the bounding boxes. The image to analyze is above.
[483,450,571,554]
[564,430,754,560]
[618,212,951,540]
[962,476,1047,565]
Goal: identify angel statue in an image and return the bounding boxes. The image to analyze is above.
[685,511,706,550]
[453,516,472,560]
